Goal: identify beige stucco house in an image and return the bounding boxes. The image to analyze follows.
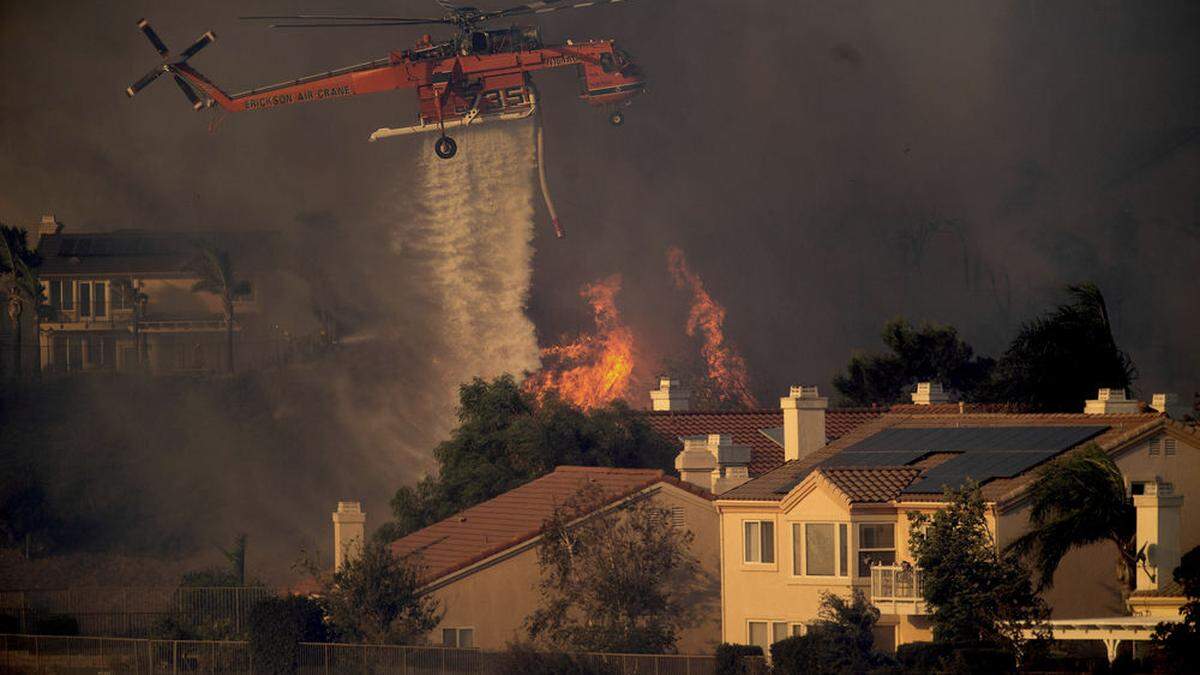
[385,466,722,653]
[704,384,1199,654]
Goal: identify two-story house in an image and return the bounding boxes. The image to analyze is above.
[33,218,275,374]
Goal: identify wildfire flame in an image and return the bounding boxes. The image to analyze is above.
[666,246,758,407]
[524,275,635,410]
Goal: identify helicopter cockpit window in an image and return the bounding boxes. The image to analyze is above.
[470,32,489,54]
[599,53,617,73]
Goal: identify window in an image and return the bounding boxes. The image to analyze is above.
[1165,439,1177,456]
[1149,439,1161,456]
[61,281,73,310]
[744,520,775,564]
[858,523,896,577]
[792,523,849,577]
[78,282,91,317]
[49,280,62,309]
[747,621,791,651]
[93,282,106,317]
[112,280,132,310]
[789,623,806,637]
[669,506,685,529]
[442,627,474,648]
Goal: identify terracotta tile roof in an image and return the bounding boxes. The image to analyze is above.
[719,411,1164,502]
[643,408,882,475]
[822,467,922,503]
[1130,580,1184,598]
[390,466,710,585]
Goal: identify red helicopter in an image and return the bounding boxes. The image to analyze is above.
[125,1,647,162]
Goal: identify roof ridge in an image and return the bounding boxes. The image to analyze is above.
[553,465,664,475]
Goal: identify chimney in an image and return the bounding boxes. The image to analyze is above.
[651,377,691,412]
[1134,482,1183,593]
[332,501,366,571]
[780,386,827,462]
[36,214,62,249]
[674,437,717,491]
[673,434,752,494]
[911,382,950,406]
[1150,393,1187,419]
[1084,388,1141,415]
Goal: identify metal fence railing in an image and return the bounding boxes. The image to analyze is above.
[1,635,718,675]
[0,587,275,638]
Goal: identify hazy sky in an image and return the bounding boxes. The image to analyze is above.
[3,0,1198,400]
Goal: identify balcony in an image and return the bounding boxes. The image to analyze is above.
[870,564,927,615]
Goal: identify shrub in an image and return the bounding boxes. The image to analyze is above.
[895,641,1015,674]
[494,642,617,675]
[715,643,763,675]
[33,614,79,636]
[247,595,328,675]
[148,616,197,640]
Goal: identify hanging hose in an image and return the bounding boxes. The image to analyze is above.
[534,95,564,239]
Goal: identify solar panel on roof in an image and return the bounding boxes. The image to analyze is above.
[823,451,930,467]
[902,449,1061,493]
[759,427,785,449]
[59,239,77,255]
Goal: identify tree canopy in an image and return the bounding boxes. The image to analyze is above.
[909,485,1046,652]
[1005,444,1137,593]
[770,589,891,674]
[833,283,1137,412]
[1153,545,1200,669]
[379,375,676,540]
[832,319,994,406]
[525,483,701,653]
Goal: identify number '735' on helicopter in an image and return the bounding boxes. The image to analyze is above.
[125,0,647,162]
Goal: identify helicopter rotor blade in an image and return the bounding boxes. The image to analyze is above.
[173,75,204,110]
[241,15,452,26]
[137,18,170,56]
[264,21,451,28]
[178,31,217,60]
[482,0,632,22]
[126,67,165,98]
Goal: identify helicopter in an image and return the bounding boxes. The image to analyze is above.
[125,1,647,161]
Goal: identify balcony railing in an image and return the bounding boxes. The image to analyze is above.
[870,564,927,615]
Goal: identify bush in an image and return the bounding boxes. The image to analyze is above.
[895,641,1014,674]
[494,642,618,675]
[247,595,328,675]
[33,614,79,636]
[148,616,197,640]
[715,643,763,675]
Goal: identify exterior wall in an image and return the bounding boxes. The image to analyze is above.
[996,429,1200,619]
[423,483,722,654]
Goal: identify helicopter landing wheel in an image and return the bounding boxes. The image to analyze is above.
[608,110,625,127]
[434,135,458,159]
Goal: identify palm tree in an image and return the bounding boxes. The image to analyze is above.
[1006,443,1139,595]
[186,244,251,374]
[112,277,149,370]
[1,226,41,383]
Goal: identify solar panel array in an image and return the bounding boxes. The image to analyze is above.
[820,425,1109,494]
[57,236,189,257]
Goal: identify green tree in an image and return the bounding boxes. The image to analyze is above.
[112,277,149,369]
[770,589,890,674]
[1006,444,1139,595]
[832,319,994,406]
[1,225,42,382]
[526,483,701,653]
[306,540,440,644]
[909,485,1046,653]
[380,375,676,540]
[1153,545,1200,669]
[986,283,1135,411]
[187,244,252,374]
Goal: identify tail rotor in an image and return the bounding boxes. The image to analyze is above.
[125,19,215,110]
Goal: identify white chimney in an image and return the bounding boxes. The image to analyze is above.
[651,377,691,411]
[675,437,717,491]
[1134,482,1183,593]
[1150,393,1187,419]
[1084,388,1141,415]
[911,382,950,406]
[36,214,62,249]
[780,386,828,462]
[673,434,752,494]
[332,501,366,571]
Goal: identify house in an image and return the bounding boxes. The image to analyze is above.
[708,384,1200,654]
[32,217,278,373]
[380,466,722,652]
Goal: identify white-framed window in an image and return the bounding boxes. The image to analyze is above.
[79,282,92,317]
[441,627,474,648]
[743,520,775,564]
[747,620,792,651]
[792,522,849,577]
[857,523,896,577]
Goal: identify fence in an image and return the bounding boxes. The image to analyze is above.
[0,587,274,638]
[0,635,718,675]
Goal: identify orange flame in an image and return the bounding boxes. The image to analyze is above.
[666,246,758,407]
[525,275,635,410]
